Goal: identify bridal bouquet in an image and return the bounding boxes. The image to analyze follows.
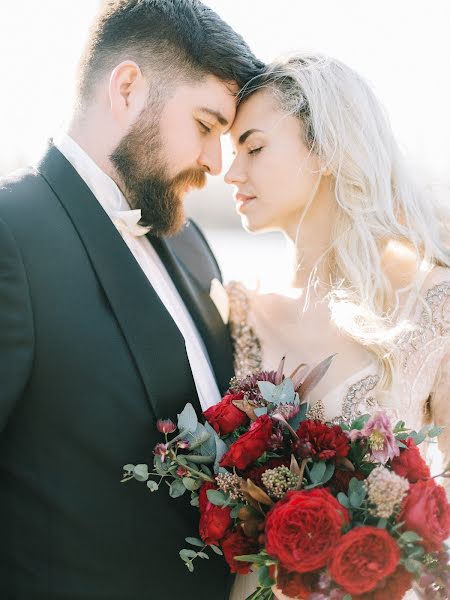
[122,358,450,600]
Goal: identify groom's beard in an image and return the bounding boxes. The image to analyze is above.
[110,107,207,237]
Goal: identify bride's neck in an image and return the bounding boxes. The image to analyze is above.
[284,194,336,290]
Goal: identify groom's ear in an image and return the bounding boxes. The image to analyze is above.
[108,61,148,124]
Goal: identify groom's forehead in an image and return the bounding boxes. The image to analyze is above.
[166,76,239,128]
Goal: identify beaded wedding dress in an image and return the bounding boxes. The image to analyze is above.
[226,265,450,600]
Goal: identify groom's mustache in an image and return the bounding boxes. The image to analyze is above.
[170,167,207,196]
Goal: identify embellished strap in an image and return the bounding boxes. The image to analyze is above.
[226,281,262,378]
[398,280,450,371]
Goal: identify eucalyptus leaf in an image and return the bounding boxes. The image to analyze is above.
[186,561,194,572]
[270,378,296,405]
[349,491,365,508]
[213,436,228,474]
[186,537,204,547]
[337,493,350,508]
[182,477,201,491]
[321,462,335,484]
[123,463,135,474]
[206,489,228,506]
[377,518,387,529]
[177,403,198,433]
[428,425,444,438]
[197,552,209,559]
[289,402,308,430]
[400,531,423,544]
[169,479,186,498]
[257,381,277,403]
[234,553,266,564]
[179,548,197,560]
[187,422,210,450]
[146,480,159,492]
[410,431,426,446]
[309,461,327,484]
[404,558,422,573]
[209,544,223,555]
[201,422,219,457]
[133,464,149,482]
[190,494,200,507]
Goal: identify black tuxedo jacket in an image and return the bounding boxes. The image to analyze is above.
[0,144,235,599]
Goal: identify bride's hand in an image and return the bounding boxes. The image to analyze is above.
[272,585,293,599]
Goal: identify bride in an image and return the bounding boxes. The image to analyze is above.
[223,53,450,599]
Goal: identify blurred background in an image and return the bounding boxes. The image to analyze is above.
[0,0,449,286]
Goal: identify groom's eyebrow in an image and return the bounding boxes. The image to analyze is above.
[197,107,229,127]
[238,129,263,145]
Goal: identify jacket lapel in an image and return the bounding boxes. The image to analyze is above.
[36,144,198,419]
[150,232,234,394]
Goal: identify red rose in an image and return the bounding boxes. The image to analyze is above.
[329,526,400,595]
[265,488,348,573]
[220,415,273,471]
[399,478,450,551]
[276,565,319,599]
[295,420,350,461]
[198,482,232,545]
[391,437,430,482]
[203,393,249,436]
[221,528,259,574]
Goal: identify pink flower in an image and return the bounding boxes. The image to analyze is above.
[177,439,190,449]
[350,412,399,464]
[156,419,177,434]
[176,466,189,477]
[153,443,169,462]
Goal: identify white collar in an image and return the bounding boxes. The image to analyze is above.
[53,132,130,218]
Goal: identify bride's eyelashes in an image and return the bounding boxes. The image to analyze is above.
[248,146,263,155]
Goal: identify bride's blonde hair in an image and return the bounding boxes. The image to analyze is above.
[239,53,450,395]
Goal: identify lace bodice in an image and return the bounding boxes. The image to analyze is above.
[227,267,450,474]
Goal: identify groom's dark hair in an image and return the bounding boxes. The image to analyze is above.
[77,0,263,104]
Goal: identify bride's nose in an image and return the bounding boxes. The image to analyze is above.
[224,159,246,185]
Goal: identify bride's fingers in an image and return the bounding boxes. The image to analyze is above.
[271,585,293,600]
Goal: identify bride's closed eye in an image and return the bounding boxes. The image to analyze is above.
[248,147,263,155]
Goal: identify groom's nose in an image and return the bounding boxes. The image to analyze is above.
[198,139,222,176]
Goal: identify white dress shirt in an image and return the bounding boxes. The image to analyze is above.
[54,133,221,411]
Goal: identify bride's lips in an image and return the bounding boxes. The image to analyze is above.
[235,193,257,212]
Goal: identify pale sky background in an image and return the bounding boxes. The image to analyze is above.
[0,1,449,282]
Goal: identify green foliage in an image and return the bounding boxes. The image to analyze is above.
[304,462,335,489]
[258,565,275,587]
[177,403,198,433]
[186,537,204,547]
[133,464,149,482]
[209,544,223,555]
[206,489,228,506]
[169,479,186,498]
[350,414,371,430]
[146,480,158,492]
[258,378,296,405]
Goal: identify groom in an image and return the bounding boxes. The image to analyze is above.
[0,1,262,598]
